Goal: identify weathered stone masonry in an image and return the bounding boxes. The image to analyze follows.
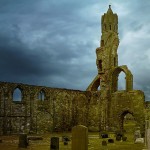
[0,82,102,134]
[0,6,146,135]
[87,5,145,132]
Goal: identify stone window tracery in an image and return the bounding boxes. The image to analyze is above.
[38,90,45,100]
[98,60,102,71]
[13,88,22,102]
[109,25,111,30]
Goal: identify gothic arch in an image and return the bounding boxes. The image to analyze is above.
[86,75,100,91]
[11,85,24,102]
[37,88,47,101]
[111,65,133,92]
[117,109,144,133]
[118,110,134,130]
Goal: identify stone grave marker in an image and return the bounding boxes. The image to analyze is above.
[102,140,107,146]
[108,139,114,143]
[134,138,144,144]
[72,125,88,150]
[18,133,28,148]
[147,129,150,150]
[134,129,141,142]
[145,120,150,148]
[122,136,127,141]
[50,137,59,150]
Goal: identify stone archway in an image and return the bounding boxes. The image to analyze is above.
[123,113,136,133]
[111,65,133,92]
[86,75,101,91]
[118,110,135,132]
[118,109,145,134]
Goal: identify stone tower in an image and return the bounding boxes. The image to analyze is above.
[86,5,120,130]
[87,5,145,131]
[87,5,119,92]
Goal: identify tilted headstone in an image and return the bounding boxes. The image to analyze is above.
[50,137,59,150]
[72,125,88,150]
[18,133,28,148]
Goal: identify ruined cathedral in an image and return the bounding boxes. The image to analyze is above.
[0,6,145,135]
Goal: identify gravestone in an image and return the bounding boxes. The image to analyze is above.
[102,140,107,146]
[116,135,121,141]
[63,136,70,145]
[108,139,114,143]
[145,120,150,148]
[134,138,144,144]
[147,129,150,150]
[72,125,88,150]
[50,137,59,150]
[18,133,28,148]
[134,130,141,142]
[101,133,108,138]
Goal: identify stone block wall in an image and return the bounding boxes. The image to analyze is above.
[0,81,146,135]
[109,90,145,131]
[0,82,102,134]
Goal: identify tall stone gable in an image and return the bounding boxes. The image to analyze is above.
[87,5,145,132]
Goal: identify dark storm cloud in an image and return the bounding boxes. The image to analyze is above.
[0,0,98,89]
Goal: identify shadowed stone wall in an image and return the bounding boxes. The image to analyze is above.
[0,82,89,134]
[0,82,103,135]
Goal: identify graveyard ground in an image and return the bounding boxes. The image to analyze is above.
[0,132,145,150]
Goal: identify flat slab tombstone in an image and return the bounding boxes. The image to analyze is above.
[72,125,88,150]
[134,138,144,144]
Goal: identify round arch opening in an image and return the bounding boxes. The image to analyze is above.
[120,111,136,133]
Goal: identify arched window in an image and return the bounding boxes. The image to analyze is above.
[98,86,101,91]
[112,66,133,92]
[123,113,135,132]
[98,60,102,71]
[114,57,116,66]
[109,25,111,30]
[13,88,22,102]
[101,40,104,47]
[38,90,45,100]
[120,111,135,132]
[104,24,106,30]
[118,72,126,90]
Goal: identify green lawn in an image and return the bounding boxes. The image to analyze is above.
[0,132,145,150]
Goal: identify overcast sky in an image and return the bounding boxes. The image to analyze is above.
[0,0,150,100]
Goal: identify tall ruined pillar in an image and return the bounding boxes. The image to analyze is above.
[87,5,119,130]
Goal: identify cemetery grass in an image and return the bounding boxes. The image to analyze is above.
[0,132,144,150]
